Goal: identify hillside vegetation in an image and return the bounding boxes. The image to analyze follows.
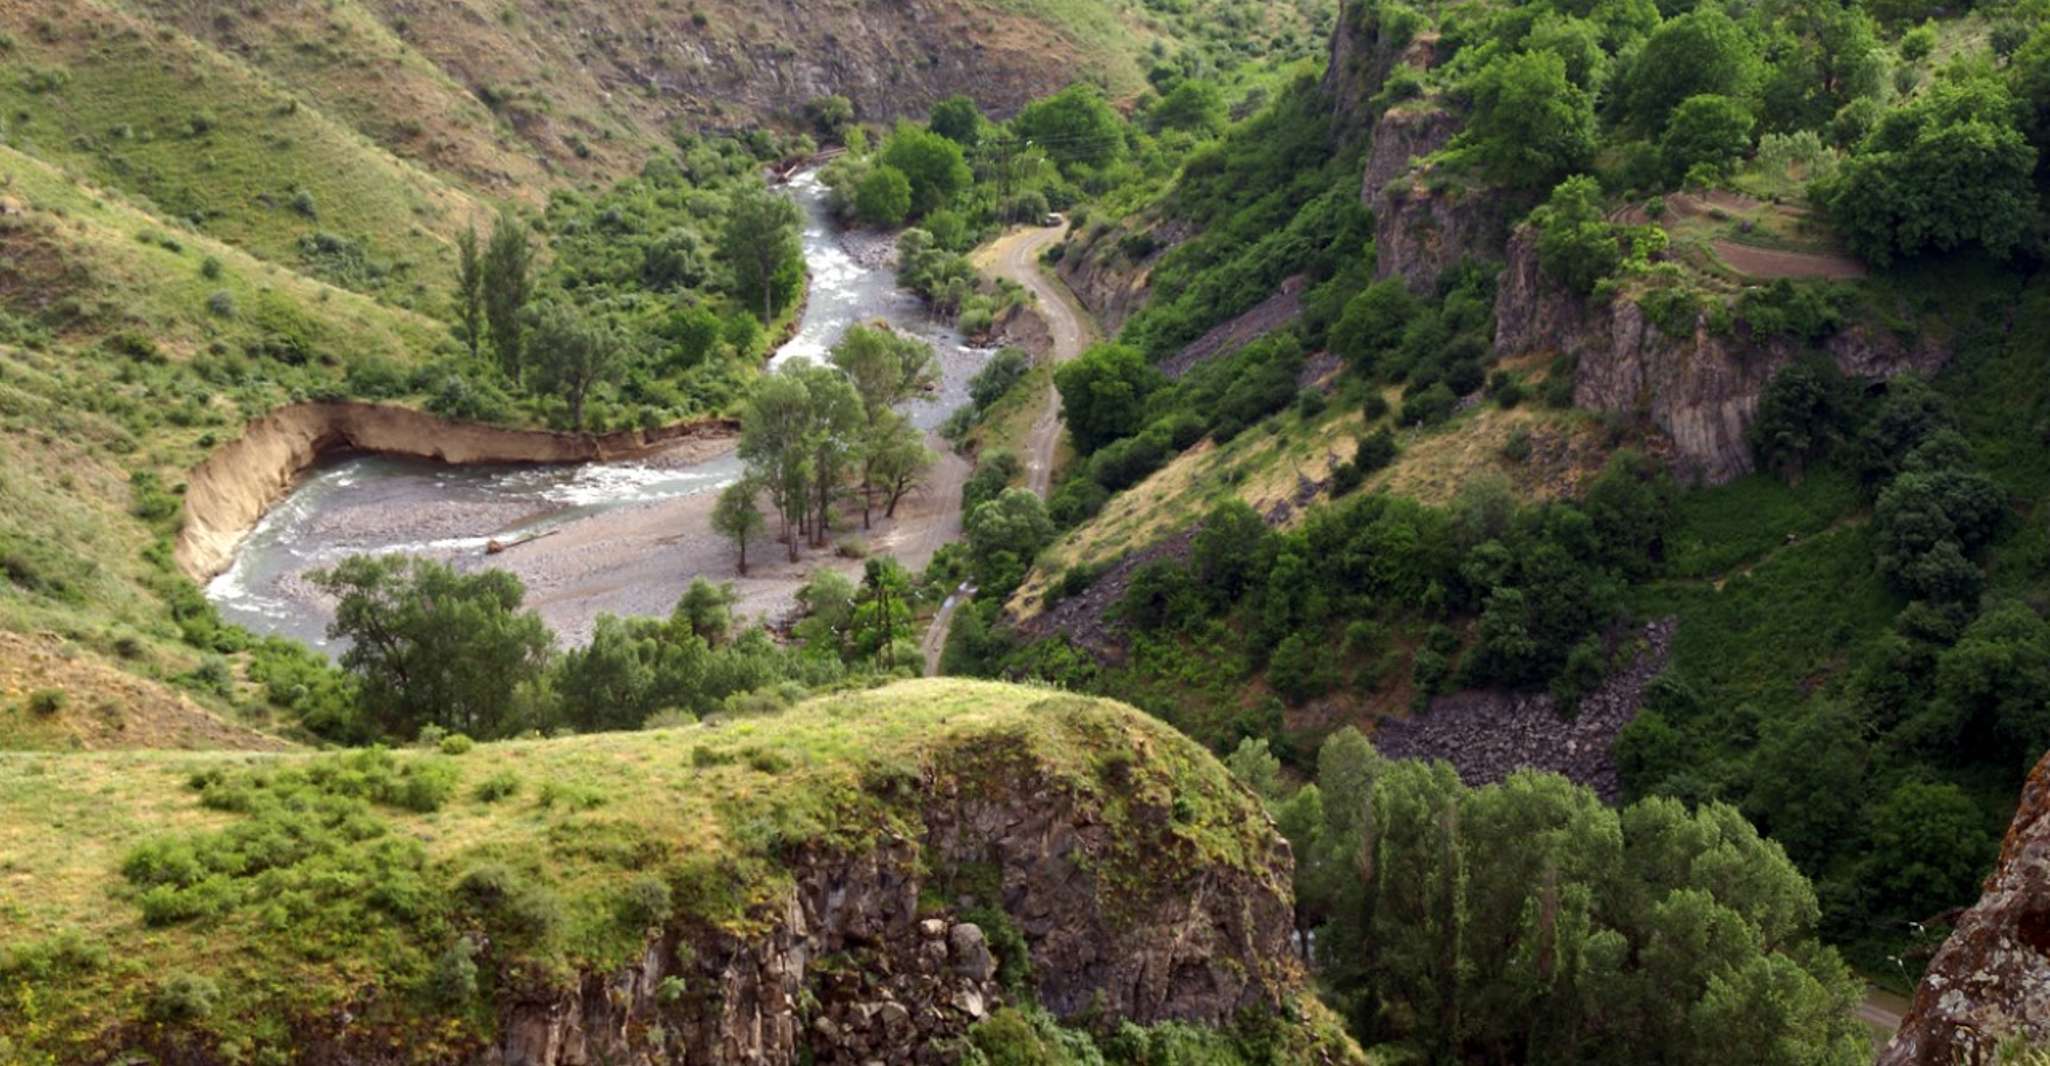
[0,679,1357,1063]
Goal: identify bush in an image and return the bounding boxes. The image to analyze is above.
[26,688,65,716]
[617,875,674,928]
[438,733,475,755]
[473,770,520,803]
[1502,427,1534,463]
[149,972,220,1023]
[1400,383,1457,427]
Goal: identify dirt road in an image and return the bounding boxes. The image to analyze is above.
[919,225,1101,674]
[980,224,1101,496]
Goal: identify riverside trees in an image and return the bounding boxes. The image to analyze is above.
[735,328,937,566]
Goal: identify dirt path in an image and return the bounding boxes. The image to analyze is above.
[980,224,1101,496]
[918,225,1101,674]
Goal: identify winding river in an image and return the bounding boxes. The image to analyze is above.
[206,170,988,649]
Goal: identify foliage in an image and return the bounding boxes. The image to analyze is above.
[311,555,553,740]
[1459,49,1597,190]
[1822,74,2038,267]
[1283,732,1868,1064]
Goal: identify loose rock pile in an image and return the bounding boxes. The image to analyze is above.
[1371,619,1675,803]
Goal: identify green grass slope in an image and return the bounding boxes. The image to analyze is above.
[0,678,1335,1061]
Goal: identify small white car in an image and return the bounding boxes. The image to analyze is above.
[1043,212,1064,227]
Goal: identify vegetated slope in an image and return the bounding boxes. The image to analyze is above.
[0,0,490,311]
[952,0,2050,998]
[0,678,1360,1064]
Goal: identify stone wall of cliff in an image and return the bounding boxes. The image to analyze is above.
[1880,750,2050,1066]
[1492,229,1947,483]
[1054,219,1195,337]
[273,707,1305,1065]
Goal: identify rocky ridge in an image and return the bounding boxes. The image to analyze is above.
[1491,230,1948,483]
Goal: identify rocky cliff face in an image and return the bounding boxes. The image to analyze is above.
[1054,219,1195,337]
[1492,230,1947,483]
[277,714,1303,1065]
[1323,1,1436,140]
[1880,750,2050,1066]
[1372,168,1508,296]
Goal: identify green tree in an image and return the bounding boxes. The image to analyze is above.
[878,122,973,217]
[1822,74,2038,267]
[720,185,804,322]
[1748,358,1850,481]
[806,94,855,140]
[1053,343,1163,455]
[1929,602,2050,765]
[673,578,737,646]
[966,487,1054,596]
[711,479,766,575]
[1149,80,1226,135]
[929,94,983,146]
[1661,94,1754,183]
[312,554,552,740]
[453,223,484,360]
[852,557,914,669]
[1620,8,1763,133]
[1330,280,1416,376]
[1867,780,1997,921]
[1011,84,1126,171]
[1461,49,1598,190]
[868,412,935,519]
[1529,175,1625,295]
[526,302,624,430]
[854,165,913,228]
[1291,729,1868,1063]
[641,226,710,291]
[482,209,534,383]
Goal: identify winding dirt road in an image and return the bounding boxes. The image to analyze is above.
[984,224,1101,496]
[920,225,1100,674]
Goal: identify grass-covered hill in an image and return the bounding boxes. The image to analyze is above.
[0,678,1360,1064]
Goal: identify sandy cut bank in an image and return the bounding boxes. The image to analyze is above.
[173,402,740,583]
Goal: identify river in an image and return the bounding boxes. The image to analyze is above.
[206,169,990,650]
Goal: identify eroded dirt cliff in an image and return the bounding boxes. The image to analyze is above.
[174,402,738,582]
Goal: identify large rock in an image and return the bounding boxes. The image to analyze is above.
[1492,228,1947,483]
[1880,751,2050,1066]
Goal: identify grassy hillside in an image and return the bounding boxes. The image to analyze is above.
[0,679,1344,1062]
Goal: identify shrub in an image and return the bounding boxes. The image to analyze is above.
[430,937,479,1006]
[381,758,459,812]
[26,688,65,716]
[1502,427,1534,463]
[290,189,318,219]
[617,875,674,928]
[473,770,520,803]
[438,733,475,755]
[1400,383,1457,427]
[1354,428,1399,472]
[149,972,220,1023]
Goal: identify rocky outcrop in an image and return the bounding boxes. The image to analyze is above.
[1370,619,1675,803]
[1880,750,2050,1066]
[1372,171,1509,296]
[1493,229,1948,483]
[1323,1,1439,139]
[1054,219,1194,336]
[174,402,738,582]
[1360,104,1461,207]
[285,705,1301,1065]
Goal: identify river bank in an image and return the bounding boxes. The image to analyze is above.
[198,168,986,648]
